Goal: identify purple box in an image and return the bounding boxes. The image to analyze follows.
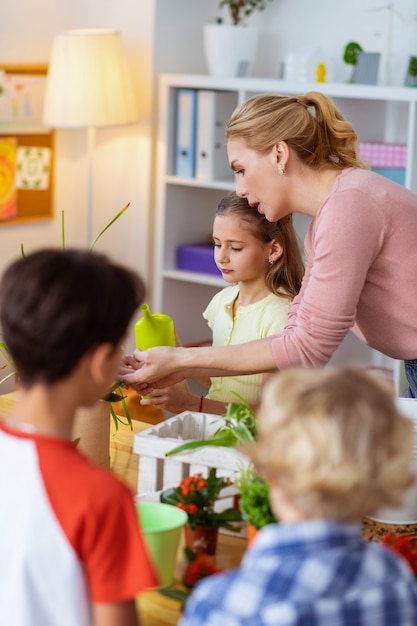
[177,243,221,277]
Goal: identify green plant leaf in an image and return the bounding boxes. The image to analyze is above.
[343,41,363,66]
[235,465,277,529]
[166,428,237,456]
[158,587,188,602]
[88,202,130,251]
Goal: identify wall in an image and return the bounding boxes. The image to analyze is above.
[0,0,416,366]
[0,0,158,359]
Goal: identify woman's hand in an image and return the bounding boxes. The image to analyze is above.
[120,346,185,394]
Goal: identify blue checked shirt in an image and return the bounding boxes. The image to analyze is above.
[179,520,417,626]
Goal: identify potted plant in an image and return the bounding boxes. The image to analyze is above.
[343,41,363,83]
[160,468,242,555]
[406,56,417,87]
[235,464,277,543]
[204,0,274,77]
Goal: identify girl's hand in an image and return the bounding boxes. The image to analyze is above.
[139,380,200,414]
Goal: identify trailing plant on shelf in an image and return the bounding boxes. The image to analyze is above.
[0,203,133,431]
[218,0,274,26]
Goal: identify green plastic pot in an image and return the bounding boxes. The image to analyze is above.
[136,501,188,587]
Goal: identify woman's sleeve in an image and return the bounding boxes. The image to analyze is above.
[271,190,386,368]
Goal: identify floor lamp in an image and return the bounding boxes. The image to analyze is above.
[43,29,139,245]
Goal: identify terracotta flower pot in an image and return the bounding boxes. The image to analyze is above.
[246,523,258,545]
[184,524,219,556]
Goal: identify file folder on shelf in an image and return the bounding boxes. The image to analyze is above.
[174,88,198,178]
[196,90,237,180]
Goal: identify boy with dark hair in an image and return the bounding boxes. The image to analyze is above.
[0,248,157,626]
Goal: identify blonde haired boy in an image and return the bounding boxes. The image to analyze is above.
[180,367,417,626]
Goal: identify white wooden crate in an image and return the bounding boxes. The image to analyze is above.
[133,411,249,497]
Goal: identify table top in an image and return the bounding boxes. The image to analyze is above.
[0,392,246,625]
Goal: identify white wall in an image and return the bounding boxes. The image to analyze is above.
[0,0,416,363]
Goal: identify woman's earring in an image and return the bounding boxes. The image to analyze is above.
[269,257,274,265]
[278,166,284,175]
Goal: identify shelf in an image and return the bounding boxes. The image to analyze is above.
[160,73,417,103]
[165,175,234,190]
[163,268,226,288]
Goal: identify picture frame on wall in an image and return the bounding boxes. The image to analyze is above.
[0,63,53,225]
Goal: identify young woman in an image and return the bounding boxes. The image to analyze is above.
[134,192,303,415]
[121,91,417,397]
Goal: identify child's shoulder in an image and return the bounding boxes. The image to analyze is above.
[37,436,133,507]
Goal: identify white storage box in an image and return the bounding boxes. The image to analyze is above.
[133,411,249,498]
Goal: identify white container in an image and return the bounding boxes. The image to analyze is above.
[133,410,248,497]
[203,25,258,78]
[368,397,417,524]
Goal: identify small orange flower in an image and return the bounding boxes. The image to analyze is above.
[160,468,242,530]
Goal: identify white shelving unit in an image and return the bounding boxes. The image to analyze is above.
[153,73,417,393]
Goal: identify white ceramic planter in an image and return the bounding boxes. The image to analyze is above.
[203,24,258,78]
[368,398,417,524]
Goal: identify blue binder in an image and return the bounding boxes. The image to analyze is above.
[174,88,197,178]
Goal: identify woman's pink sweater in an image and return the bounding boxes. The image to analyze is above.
[272,168,417,368]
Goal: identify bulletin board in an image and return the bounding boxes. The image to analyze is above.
[0,63,53,225]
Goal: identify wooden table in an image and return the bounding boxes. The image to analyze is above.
[0,392,246,626]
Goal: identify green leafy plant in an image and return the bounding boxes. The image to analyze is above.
[343,41,363,66]
[160,468,242,530]
[218,0,274,26]
[166,394,256,457]
[343,41,363,82]
[406,56,417,87]
[408,56,417,78]
[235,465,276,530]
[0,203,133,431]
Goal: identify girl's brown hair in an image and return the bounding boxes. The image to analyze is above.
[216,192,304,299]
[226,91,368,171]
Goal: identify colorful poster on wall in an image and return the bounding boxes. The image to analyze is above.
[16,146,51,189]
[0,71,46,130]
[0,137,17,220]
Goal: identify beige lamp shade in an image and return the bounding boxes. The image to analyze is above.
[43,29,138,128]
